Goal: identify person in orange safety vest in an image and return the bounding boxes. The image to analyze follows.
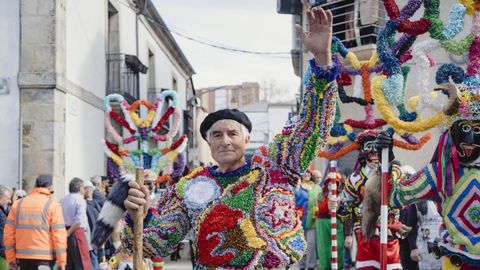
[4,175,67,270]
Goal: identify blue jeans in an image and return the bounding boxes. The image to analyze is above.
[90,249,99,270]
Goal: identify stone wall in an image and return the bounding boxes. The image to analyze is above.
[21,89,66,195]
[19,0,67,195]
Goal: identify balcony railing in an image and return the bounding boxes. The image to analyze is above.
[106,53,140,100]
[147,88,160,104]
[314,0,386,48]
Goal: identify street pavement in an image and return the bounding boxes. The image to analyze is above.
[163,257,194,270]
[161,244,355,269]
[163,257,305,270]
[162,257,355,270]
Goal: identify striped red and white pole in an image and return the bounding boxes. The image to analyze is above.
[330,160,338,270]
[152,257,164,270]
[380,148,389,270]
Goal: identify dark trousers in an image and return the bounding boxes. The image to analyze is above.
[399,238,418,270]
[18,259,54,270]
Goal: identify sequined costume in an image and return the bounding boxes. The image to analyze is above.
[120,60,339,269]
[372,82,480,270]
[389,163,480,268]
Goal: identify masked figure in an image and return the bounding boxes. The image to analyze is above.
[375,83,480,269]
[342,130,406,270]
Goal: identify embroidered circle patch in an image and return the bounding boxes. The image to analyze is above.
[184,176,220,209]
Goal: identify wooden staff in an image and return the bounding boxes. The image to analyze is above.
[380,148,389,270]
[133,167,144,269]
[329,160,338,270]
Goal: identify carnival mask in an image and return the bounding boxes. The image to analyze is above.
[451,120,480,164]
[361,137,379,166]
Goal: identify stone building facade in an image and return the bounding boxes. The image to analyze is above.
[0,0,194,195]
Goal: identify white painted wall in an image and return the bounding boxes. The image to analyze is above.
[63,0,107,189]
[65,0,106,98]
[268,104,295,138]
[65,94,104,189]
[245,111,269,150]
[0,0,20,188]
[118,3,137,56]
[137,20,189,129]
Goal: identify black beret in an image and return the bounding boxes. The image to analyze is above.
[36,174,53,187]
[200,109,252,140]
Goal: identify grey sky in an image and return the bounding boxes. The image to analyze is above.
[152,0,300,101]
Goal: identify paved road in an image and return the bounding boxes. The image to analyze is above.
[161,245,355,269]
[162,257,305,270]
[160,246,306,269]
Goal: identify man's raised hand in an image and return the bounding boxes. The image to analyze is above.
[295,7,333,66]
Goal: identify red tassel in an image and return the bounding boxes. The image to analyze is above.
[153,107,175,132]
[110,111,135,134]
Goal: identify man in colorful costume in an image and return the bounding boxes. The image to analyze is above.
[316,169,346,270]
[375,82,480,270]
[118,7,339,269]
[342,130,405,270]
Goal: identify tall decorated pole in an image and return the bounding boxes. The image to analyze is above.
[380,148,389,270]
[133,167,145,269]
[92,90,188,269]
[329,160,338,270]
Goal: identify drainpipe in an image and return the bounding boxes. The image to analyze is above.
[17,0,22,189]
[135,9,140,98]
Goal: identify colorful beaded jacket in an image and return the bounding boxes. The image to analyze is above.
[120,60,339,269]
[389,164,480,267]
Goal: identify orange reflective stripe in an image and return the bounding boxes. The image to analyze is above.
[15,198,24,226]
[42,199,53,226]
[16,249,53,256]
[50,224,65,230]
[15,224,50,230]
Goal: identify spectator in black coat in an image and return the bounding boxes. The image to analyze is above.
[85,180,102,270]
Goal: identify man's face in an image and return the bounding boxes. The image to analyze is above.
[451,120,480,164]
[84,187,94,199]
[208,120,249,167]
[0,192,12,209]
